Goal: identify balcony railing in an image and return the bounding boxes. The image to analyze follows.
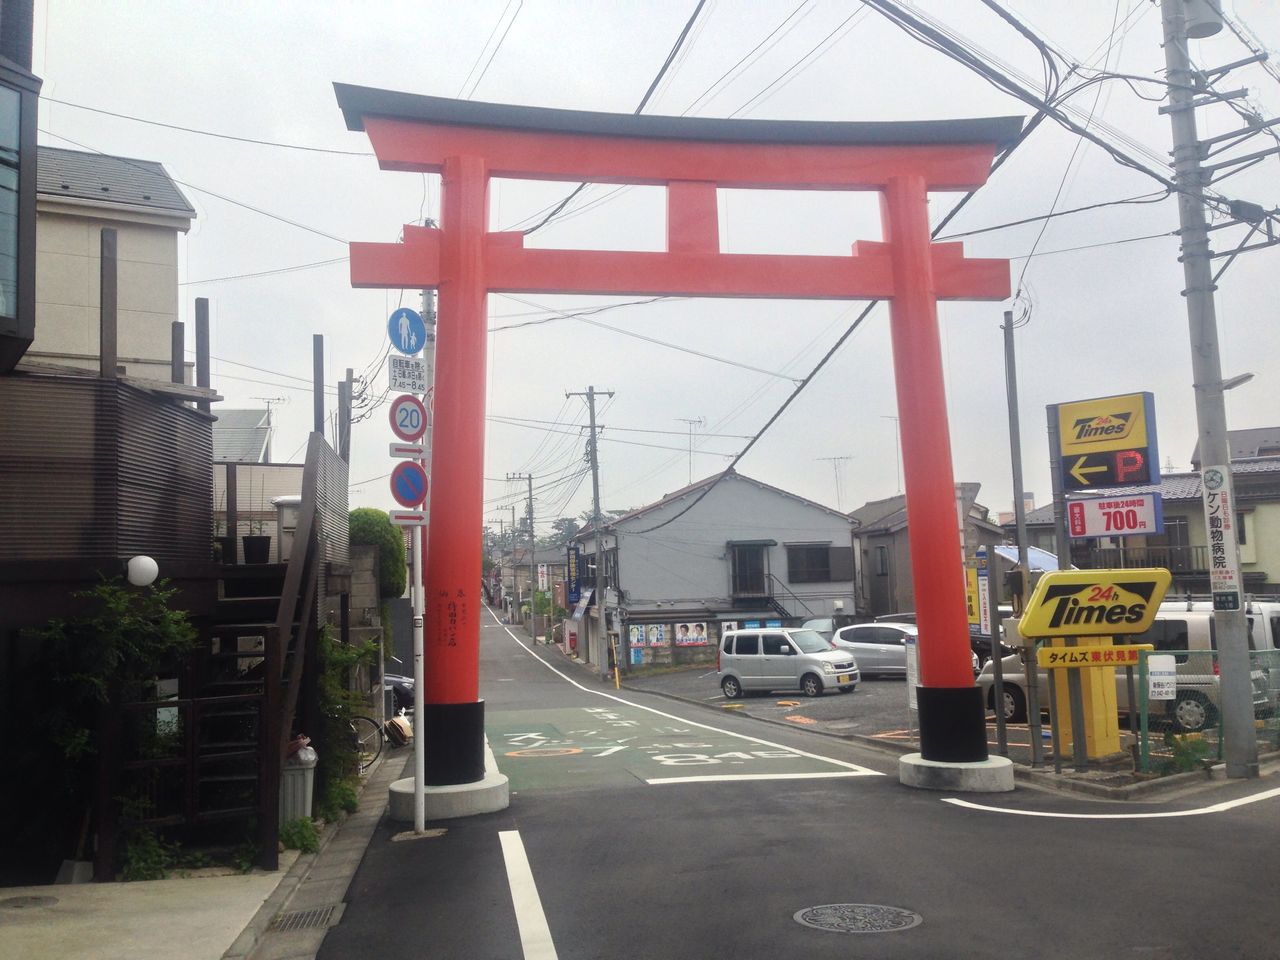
[1086,545,1208,572]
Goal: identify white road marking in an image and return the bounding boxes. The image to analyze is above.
[943,785,1280,820]
[499,830,559,960]
[487,608,880,778]
[648,771,873,785]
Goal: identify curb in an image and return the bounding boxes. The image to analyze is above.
[222,745,406,960]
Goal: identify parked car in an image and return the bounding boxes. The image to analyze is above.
[799,614,861,642]
[718,627,859,699]
[874,610,1013,665]
[977,610,1272,732]
[833,622,980,677]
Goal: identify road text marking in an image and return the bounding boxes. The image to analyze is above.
[487,608,880,780]
[499,830,559,960]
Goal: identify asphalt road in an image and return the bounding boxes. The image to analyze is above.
[320,614,1280,960]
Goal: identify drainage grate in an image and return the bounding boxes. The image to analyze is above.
[270,903,344,932]
[0,896,58,910]
[794,903,923,934]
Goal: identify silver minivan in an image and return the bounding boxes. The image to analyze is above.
[718,627,859,699]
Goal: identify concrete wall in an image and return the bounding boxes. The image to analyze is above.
[29,208,184,381]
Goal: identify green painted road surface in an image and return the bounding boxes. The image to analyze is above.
[488,704,879,792]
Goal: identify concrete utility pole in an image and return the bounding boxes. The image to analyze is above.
[506,472,534,631]
[1159,0,1257,777]
[568,386,615,680]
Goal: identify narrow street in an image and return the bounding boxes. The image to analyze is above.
[319,613,1280,960]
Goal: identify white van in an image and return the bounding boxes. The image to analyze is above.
[977,609,1272,732]
[718,627,859,699]
[1159,597,1280,651]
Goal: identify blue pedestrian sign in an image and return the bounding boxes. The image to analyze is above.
[388,307,428,356]
[390,461,429,509]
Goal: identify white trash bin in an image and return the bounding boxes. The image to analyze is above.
[279,745,318,824]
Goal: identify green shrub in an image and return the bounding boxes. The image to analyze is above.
[120,828,177,881]
[279,817,319,854]
[316,779,359,822]
[349,508,407,599]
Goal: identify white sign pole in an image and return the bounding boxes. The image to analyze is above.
[411,527,425,833]
[413,300,437,833]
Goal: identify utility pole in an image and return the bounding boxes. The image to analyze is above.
[676,416,704,484]
[1159,0,1257,778]
[1001,311,1037,765]
[569,386,615,680]
[506,472,535,634]
[817,456,851,510]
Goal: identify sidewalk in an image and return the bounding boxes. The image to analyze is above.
[0,747,409,960]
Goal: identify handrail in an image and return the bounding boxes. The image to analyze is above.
[767,573,817,619]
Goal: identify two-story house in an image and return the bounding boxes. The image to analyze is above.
[573,470,857,670]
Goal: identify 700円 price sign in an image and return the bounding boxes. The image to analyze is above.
[1067,493,1163,539]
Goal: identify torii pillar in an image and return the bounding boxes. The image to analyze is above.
[337,82,1020,792]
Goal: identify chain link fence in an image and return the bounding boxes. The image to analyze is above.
[1138,649,1280,774]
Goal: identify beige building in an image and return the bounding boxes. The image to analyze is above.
[27,146,195,381]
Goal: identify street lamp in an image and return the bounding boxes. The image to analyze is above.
[126,555,159,587]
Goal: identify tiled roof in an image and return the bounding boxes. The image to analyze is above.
[1190,426,1280,467]
[37,145,195,217]
[213,409,271,462]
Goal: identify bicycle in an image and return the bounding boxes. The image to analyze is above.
[348,715,383,773]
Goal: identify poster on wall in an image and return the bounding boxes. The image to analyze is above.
[673,622,708,646]
[628,624,643,649]
[646,624,669,647]
[630,645,645,665]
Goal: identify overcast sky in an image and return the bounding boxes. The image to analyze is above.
[34,1,1280,534]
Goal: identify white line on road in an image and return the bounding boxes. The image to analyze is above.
[648,771,874,785]
[487,608,880,778]
[943,785,1280,820]
[499,830,559,960]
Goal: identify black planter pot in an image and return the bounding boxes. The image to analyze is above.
[214,535,236,562]
[242,535,272,564]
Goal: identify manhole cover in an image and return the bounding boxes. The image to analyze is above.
[794,903,923,934]
[0,896,58,909]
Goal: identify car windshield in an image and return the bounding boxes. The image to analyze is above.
[789,630,832,653]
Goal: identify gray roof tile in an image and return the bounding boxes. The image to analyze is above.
[38,145,195,217]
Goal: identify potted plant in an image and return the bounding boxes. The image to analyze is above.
[241,477,272,564]
[213,491,235,561]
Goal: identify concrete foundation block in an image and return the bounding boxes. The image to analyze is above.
[898,752,1015,792]
[388,738,509,822]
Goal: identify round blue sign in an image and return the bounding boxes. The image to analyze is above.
[388,307,428,356]
[390,461,428,509]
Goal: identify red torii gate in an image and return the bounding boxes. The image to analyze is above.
[336,83,1020,785]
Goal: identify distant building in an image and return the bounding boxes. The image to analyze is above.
[28,146,195,382]
[1190,427,1280,470]
[213,408,273,463]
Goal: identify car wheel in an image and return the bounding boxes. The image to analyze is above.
[801,674,823,698]
[721,676,742,700]
[990,684,1027,724]
[1173,692,1216,733]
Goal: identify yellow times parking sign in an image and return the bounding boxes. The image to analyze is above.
[1019,568,1172,638]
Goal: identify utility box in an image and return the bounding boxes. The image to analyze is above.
[279,745,317,824]
[272,495,303,562]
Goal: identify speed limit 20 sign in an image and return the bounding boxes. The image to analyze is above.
[1067,493,1164,539]
[389,394,427,442]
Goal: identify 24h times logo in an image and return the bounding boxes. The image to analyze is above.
[1040,580,1160,629]
[1071,411,1133,444]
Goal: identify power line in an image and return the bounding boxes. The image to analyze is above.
[40,96,375,156]
[496,294,801,381]
[457,0,524,99]
[40,128,349,245]
[935,190,1169,240]
[181,257,348,286]
[522,0,709,236]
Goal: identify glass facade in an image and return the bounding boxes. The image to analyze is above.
[0,84,19,320]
